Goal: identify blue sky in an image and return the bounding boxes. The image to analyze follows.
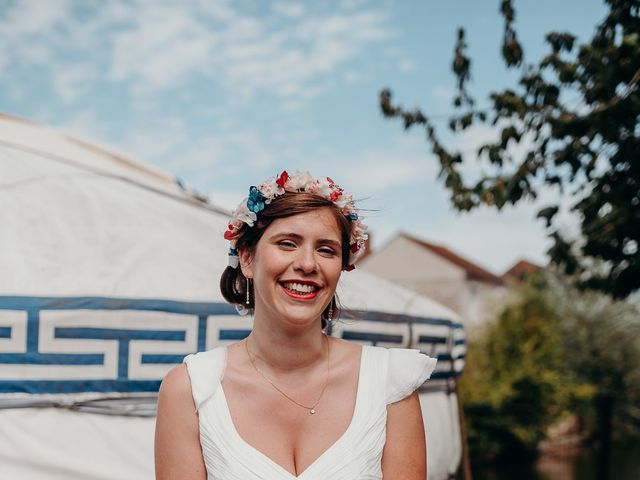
[0,0,606,273]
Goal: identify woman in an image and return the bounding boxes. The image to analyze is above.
[155,171,437,479]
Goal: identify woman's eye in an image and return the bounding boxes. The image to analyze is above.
[318,247,337,256]
[279,240,296,249]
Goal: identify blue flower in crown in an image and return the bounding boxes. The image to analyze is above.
[246,186,266,213]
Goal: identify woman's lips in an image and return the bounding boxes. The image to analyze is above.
[279,281,321,300]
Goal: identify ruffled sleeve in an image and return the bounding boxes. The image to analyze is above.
[385,348,437,405]
[183,347,226,412]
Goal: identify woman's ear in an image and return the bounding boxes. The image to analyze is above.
[239,249,254,279]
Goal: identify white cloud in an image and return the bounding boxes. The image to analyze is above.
[344,70,369,84]
[119,117,190,162]
[0,1,394,109]
[272,2,305,19]
[193,0,237,22]
[108,4,218,90]
[2,0,71,35]
[216,10,391,102]
[323,141,438,194]
[0,0,70,70]
[398,58,416,71]
[52,64,94,102]
[206,188,243,212]
[113,116,281,195]
[431,85,456,101]
[57,109,111,142]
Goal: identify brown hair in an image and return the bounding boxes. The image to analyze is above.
[220,192,352,329]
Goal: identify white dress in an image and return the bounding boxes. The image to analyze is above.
[183,345,437,480]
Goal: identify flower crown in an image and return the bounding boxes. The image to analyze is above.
[224,170,367,271]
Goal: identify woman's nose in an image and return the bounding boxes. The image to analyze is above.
[293,247,317,273]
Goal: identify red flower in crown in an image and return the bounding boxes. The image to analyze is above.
[326,177,343,201]
[224,223,238,240]
[276,170,289,189]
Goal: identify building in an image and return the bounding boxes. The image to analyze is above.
[501,259,543,284]
[359,232,510,330]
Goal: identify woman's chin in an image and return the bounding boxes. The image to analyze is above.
[276,306,325,329]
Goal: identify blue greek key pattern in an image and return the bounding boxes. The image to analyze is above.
[0,296,464,395]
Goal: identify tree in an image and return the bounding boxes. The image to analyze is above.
[459,277,570,460]
[544,272,640,474]
[459,272,640,461]
[380,0,640,298]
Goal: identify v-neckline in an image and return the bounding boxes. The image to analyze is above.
[217,344,368,479]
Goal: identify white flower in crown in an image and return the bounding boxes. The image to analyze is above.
[286,171,314,191]
[258,178,284,203]
[334,192,353,210]
[310,177,333,198]
[350,220,368,244]
[232,201,257,227]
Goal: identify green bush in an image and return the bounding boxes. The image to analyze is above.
[459,273,640,461]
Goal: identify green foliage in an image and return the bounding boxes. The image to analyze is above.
[380,0,640,298]
[544,274,640,441]
[460,279,569,459]
[459,273,640,460]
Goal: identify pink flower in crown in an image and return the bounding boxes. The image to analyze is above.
[232,201,257,227]
[286,171,314,192]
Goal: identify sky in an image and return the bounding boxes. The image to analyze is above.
[0,0,608,274]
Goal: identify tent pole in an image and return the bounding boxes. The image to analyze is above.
[452,374,473,479]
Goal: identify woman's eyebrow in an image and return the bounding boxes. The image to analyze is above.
[268,232,303,241]
[317,238,342,247]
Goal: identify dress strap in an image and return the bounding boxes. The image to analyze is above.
[183,347,227,411]
[385,348,437,405]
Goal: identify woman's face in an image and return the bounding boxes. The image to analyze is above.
[240,207,343,329]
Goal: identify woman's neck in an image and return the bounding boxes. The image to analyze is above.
[248,319,327,373]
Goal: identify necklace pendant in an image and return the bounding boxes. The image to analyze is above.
[310,409,316,415]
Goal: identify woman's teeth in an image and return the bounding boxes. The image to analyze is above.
[282,282,318,294]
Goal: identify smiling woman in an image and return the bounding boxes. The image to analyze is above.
[220,183,357,329]
[154,171,437,480]
[238,208,344,331]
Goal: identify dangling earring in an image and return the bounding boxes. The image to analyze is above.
[245,277,251,306]
[327,297,334,321]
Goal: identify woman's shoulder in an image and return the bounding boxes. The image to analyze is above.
[159,363,193,404]
[156,367,207,479]
[329,336,363,360]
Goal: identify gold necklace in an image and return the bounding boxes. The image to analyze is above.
[244,335,330,415]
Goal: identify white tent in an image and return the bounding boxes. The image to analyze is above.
[0,113,466,480]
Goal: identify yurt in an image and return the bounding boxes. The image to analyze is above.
[0,113,466,480]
